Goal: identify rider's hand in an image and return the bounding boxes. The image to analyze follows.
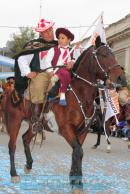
[75,41,81,49]
[66,61,74,70]
[48,71,54,77]
[27,72,37,79]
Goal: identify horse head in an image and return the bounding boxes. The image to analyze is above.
[73,36,126,89]
[93,36,126,88]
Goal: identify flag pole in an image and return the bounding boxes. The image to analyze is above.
[63,11,104,63]
[79,11,104,42]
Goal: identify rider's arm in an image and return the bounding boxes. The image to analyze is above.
[18,54,34,77]
[66,46,83,70]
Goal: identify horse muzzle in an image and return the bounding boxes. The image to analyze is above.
[105,74,128,90]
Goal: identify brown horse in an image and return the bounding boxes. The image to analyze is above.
[1,37,125,184]
[0,82,15,133]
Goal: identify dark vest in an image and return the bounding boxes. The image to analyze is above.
[14,39,58,95]
[51,46,74,67]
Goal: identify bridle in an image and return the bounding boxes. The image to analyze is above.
[72,44,120,87]
[92,44,120,81]
[69,44,121,131]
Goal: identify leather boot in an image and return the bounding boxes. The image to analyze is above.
[31,103,44,134]
[48,80,60,100]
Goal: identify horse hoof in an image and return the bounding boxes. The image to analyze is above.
[106,145,111,153]
[11,175,20,183]
[69,176,82,186]
[91,145,97,149]
[24,165,32,174]
[71,188,84,194]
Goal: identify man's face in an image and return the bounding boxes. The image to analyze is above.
[10,79,14,83]
[40,27,54,42]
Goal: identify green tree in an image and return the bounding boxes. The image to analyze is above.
[6,27,37,57]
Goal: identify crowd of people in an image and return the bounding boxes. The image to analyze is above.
[91,97,130,141]
[108,104,130,141]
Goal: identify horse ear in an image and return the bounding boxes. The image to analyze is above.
[95,35,102,48]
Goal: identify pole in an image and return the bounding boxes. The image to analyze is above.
[39,0,42,19]
[63,11,104,63]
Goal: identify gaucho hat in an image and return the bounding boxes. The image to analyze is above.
[35,18,55,32]
[56,28,74,41]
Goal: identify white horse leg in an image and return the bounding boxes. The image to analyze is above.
[106,144,111,153]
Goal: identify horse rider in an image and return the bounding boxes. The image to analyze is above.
[45,28,81,106]
[15,18,58,133]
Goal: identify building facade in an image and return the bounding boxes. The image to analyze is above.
[81,14,130,83]
[106,14,130,83]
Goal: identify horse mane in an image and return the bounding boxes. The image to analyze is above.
[72,36,105,73]
[95,36,105,48]
[72,46,93,72]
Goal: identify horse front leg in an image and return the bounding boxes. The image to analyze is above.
[22,126,35,172]
[70,143,83,184]
[9,141,20,183]
[61,126,83,185]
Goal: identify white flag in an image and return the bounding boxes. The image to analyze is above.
[85,13,107,49]
[105,89,120,123]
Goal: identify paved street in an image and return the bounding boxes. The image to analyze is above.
[0,121,130,194]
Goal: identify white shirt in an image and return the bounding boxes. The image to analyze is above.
[18,46,82,76]
[18,50,49,77]
[45,45,81,73]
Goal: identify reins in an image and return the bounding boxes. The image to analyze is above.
[68,85,96,132]
[93,45,120,80]
[72,45,120,89]
[39,65,66,73]
[68,44,120,133]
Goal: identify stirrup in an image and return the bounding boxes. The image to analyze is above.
[32,121,43,134]
[59,99,67,106]
[48,96,59,102]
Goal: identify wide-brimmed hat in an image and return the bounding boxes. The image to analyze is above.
[35,18,55,32]
[56,28,74,41]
